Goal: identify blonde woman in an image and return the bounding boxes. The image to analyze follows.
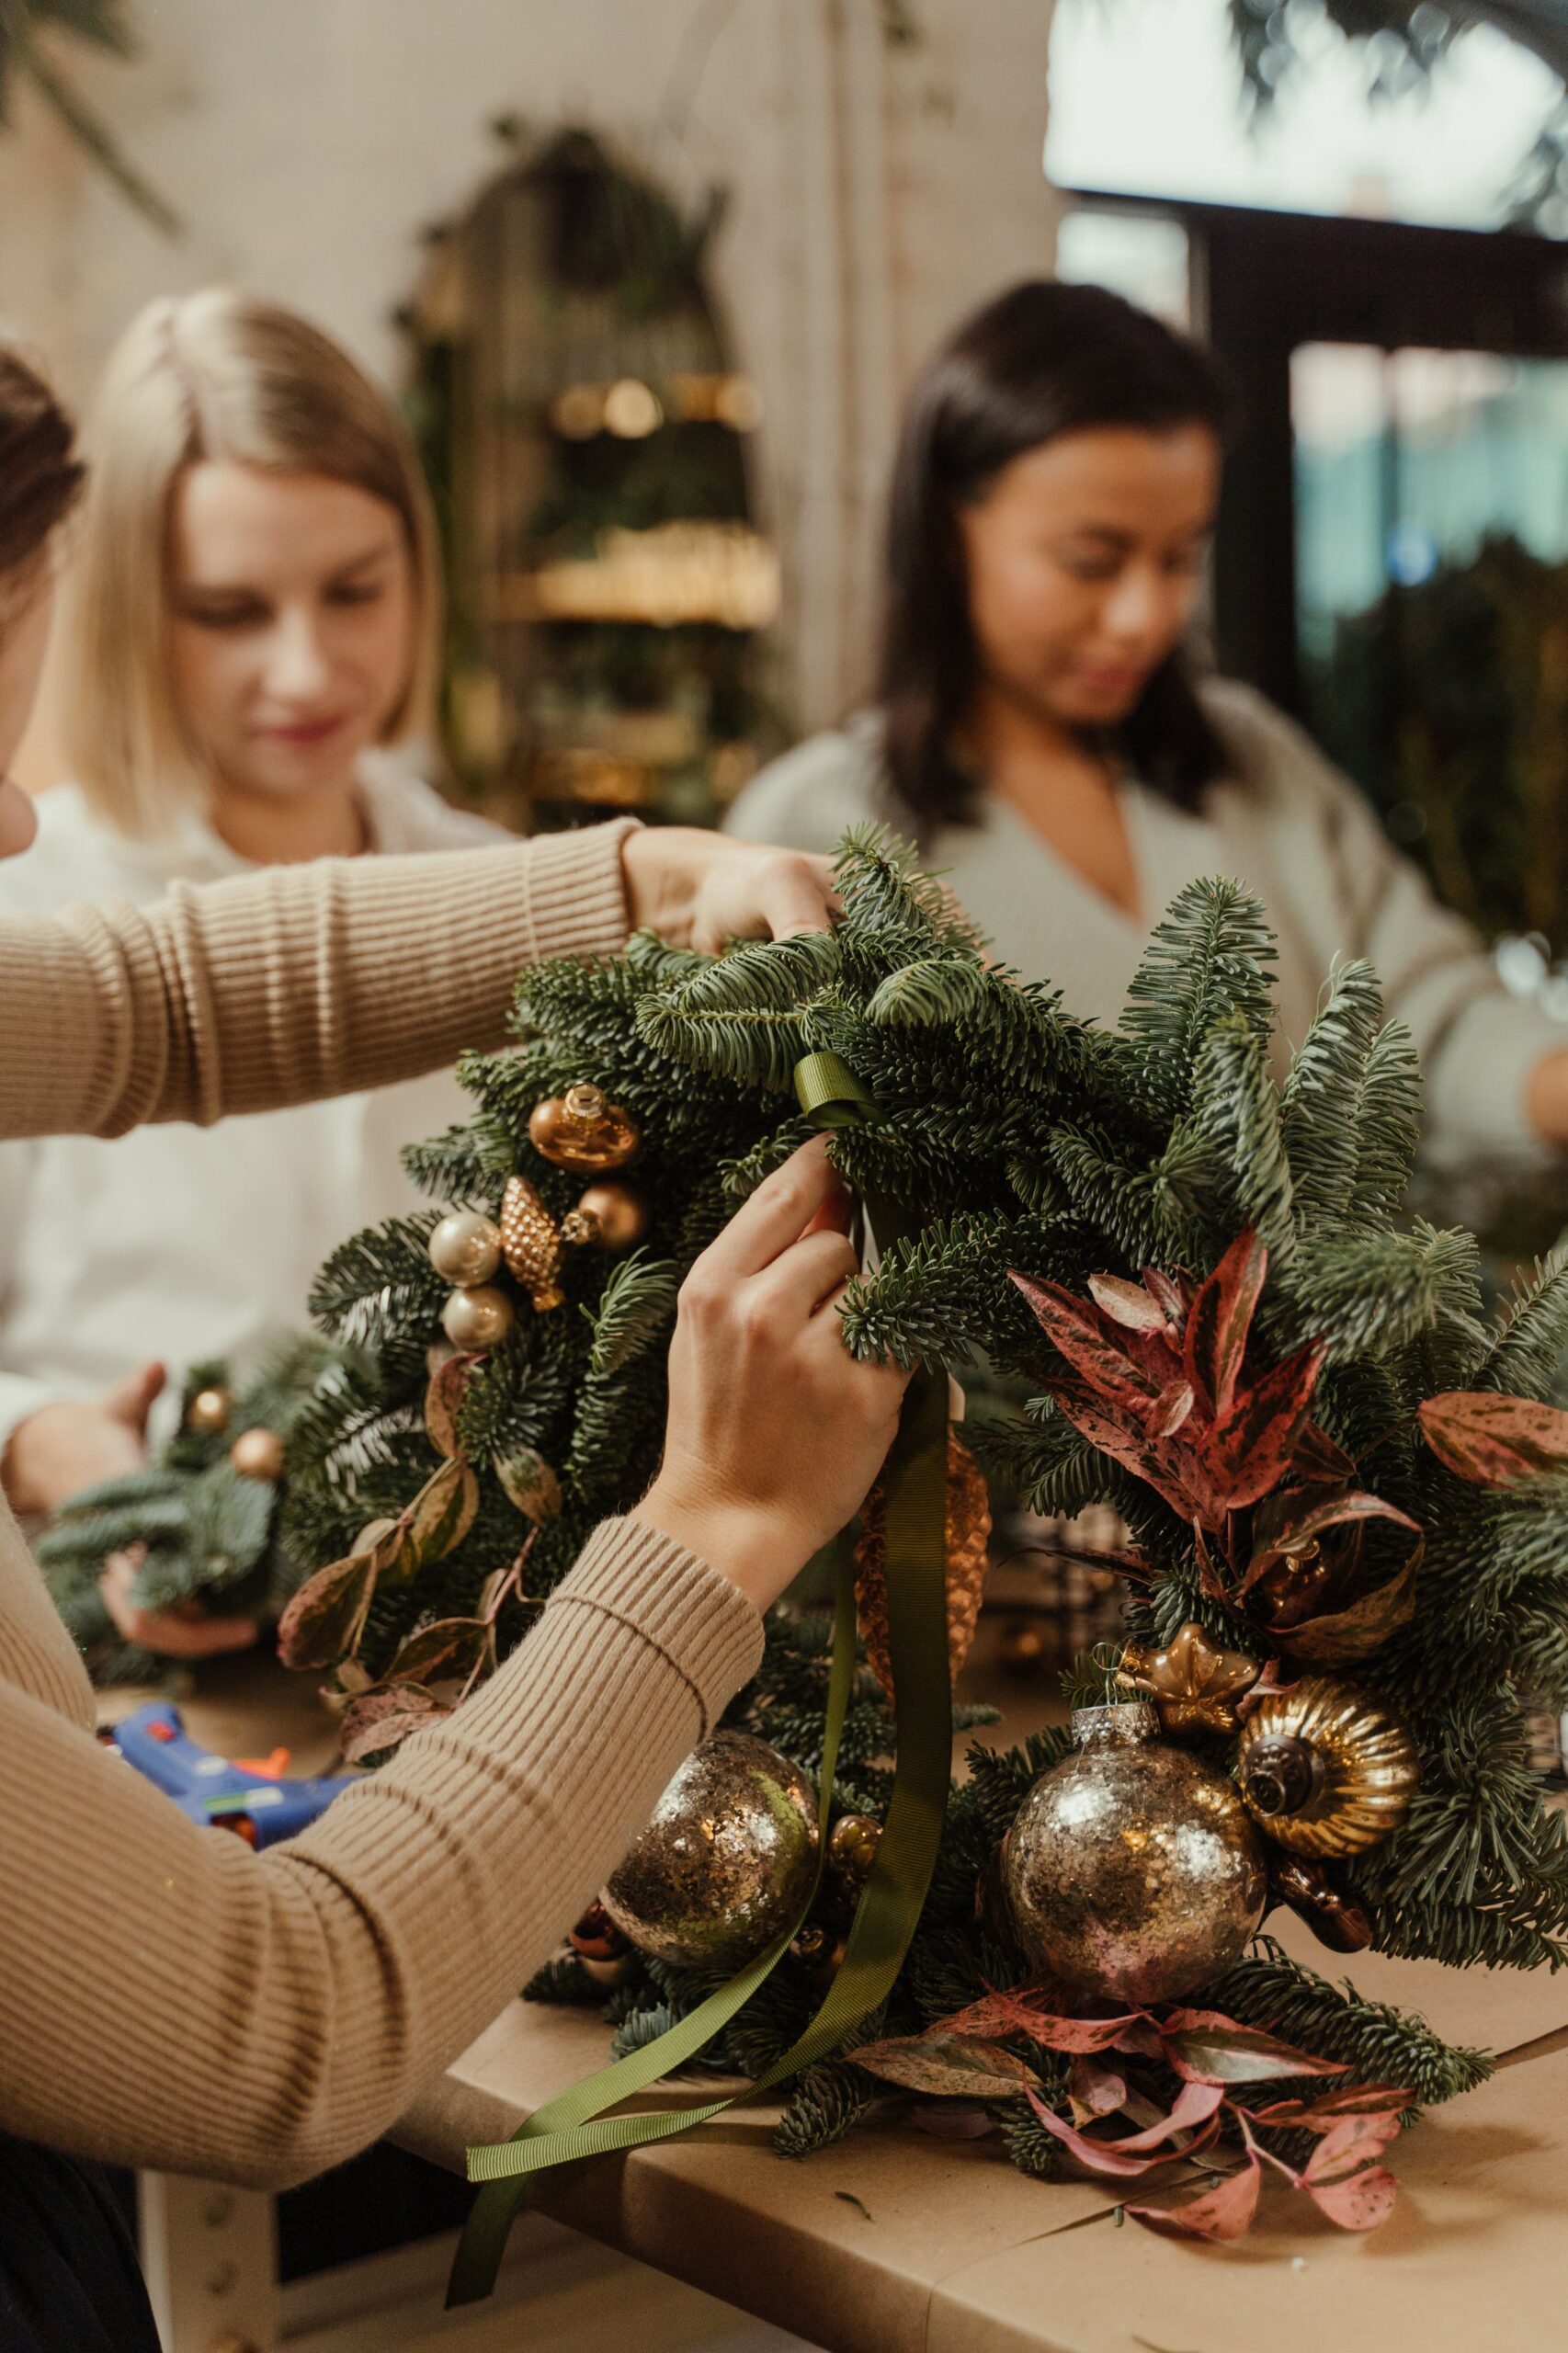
[0,292,514,1647]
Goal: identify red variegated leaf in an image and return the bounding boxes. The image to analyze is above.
[1088,1273,1170,1335]
[1146,1379,1195,1438]
[338,1683,451,1765]
[403,1456,480,1568]
[1009,1271,1160,1406]
[1205,1341,1326,1511]
[1245,2084,1411,2131]
[1069,2055,1129,2117]
[929,1992,1157,2056]
[1142,1267,1189,1336]
[277,1550,379,1671]
[1240,1489,1422,1601]
[1277,1550,1420,1665]
[383,1614,494,1690]
[1159,2011,1349,2086]
[1301,2155,1399,2232]
[1418,1391,1568,1487]
[423,1355,472,1461]
[1021,2084,1223,2177]
[1049,1376,1221,1527]
[1293,1420,1359,1484]
[1126,2154,1261,2242]
[852,2034,1040,2101]
[1184,1231,1268,1419]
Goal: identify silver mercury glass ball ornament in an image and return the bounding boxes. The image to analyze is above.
[1001,1700,1267,2005]
[427,1209,503,1288]
[600,1730,819,1970]
[440,1283,514,1351]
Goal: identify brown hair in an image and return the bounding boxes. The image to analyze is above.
[0,346,84,609]
[62,290,441,838]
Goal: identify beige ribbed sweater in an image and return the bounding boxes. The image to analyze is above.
[0,821,765,2188]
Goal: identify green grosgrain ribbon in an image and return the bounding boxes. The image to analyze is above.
[447,1055,952,2310]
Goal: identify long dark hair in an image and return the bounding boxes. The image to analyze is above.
[878,279,1230,832]
[0,347,83,611]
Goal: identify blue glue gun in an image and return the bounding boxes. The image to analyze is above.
[102,1699,355,1848]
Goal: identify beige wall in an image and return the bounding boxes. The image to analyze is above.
[0,0,1060,778]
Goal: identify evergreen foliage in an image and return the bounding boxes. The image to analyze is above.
[266,823,1568,2182]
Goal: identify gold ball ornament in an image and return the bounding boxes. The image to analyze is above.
[427,1208,503,1287]
[856,1428,992,1702]
[1002,1701,1267,2005]
[230,1427,285,1482]
[528,1082,642,1174]
[500,1175,566,1311]
[440,1284,515,1352]
[187,1385,233,1437]
[561,1180,649,1251]
[600,1730,819,1970]
[1236,1676,1419,1858]
[828,1813,882,1879]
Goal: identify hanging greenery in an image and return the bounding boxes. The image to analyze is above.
[0,0,176,233]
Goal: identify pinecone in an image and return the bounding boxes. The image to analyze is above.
[855,1427,992,1702]
[500,1175,565,1311]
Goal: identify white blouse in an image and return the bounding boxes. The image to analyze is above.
[0,764,506,1452]
[726,677,1563,1166]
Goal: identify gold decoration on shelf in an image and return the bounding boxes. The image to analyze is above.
[855,1428,992,1702]
[187,1385,233,1437]
[561,1180,649,1251]
[600,1731,819,1970]
[427,1208,503,1288]
[1117,1620,1262,1736]
[500,1175,566,1311]
[1235,1676,1419,1858]
[440,1284,515,1352]
[528,1083,642,1175]
[1002,1702,1267,2004]
[230,1427,285,1482]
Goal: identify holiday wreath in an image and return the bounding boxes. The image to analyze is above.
[53,828,1568,2288]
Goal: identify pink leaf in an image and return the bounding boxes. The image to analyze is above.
[277,1550,380,1672]
[1184,1231,1268,1420]
[1240,1488,1423,1601]
[1307,2111,1405,2172]
[1022,2089,1220,2179]
[1303,2163,1399,2233]
[1160,2010,1349,2086]
[338,1682,450,1765]
[1147,1379,1196,1438]
[1246,2083,1411,2131]
[852,2034,1041,2101]
[1292,1420,1359,1484]
[1142,1267,1189,1336]
[1009,1272,1160,1407]
[382,1614,494,1690]
[931,1991,1158,2056]
[1205,1340,1326,1511]
[423,1355,472,1461]
[1049,1376,1219,1528]
[1126,2154,1262,2242]
[1418,1391,1568,1486]
[1089,1273,1171,1336]
[1070,2055,1129,2117]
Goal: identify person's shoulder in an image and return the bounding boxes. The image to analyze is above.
[359,759,511,853]
[1196,676,1352,821]
[723,715,883,850]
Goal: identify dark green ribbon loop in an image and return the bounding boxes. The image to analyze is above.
[448,1053,950,2309]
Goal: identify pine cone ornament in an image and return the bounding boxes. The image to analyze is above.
[855,1427,992,1701]
[500,1175,565,1311]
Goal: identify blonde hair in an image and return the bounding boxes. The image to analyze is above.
[62,290,441,838]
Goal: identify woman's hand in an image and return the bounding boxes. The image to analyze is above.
[620,828,839,955]
[2,1361,165,1517]
[634,1135,908,1612]
[98,1548,257,1659]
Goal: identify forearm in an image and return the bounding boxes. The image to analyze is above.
[0,822,632,1141]
[0,1517,763,2187]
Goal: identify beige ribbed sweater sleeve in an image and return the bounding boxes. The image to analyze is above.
[0,820,768,2183]
[0,818,633,1137]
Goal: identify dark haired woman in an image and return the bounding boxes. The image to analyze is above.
[729,278,1568,1158]
[0,344,904,2348]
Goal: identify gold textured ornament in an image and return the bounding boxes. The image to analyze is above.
[1001,1701,1267,2004]
[528,1082,642,1174]
[828,1813,882,1879]
[230,1427,285,1482]
[440,1284,515,1351]
[1117,1620,1261,1736]
[427,1208,503,1288]
[500,1175,566,1311]
[600,1730,819,1970]
[187,1385,233,1437]
[561,1180,649,1251]
[1236,1676,1419,1858]
[856,1428,992,1701]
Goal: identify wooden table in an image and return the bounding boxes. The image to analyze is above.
[397,1919,1568,2353]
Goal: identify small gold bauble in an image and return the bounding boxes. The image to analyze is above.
[828,1813,882,1878]
[857,1428,991,1702]
[230,1427,285,1482]
[601,1730,819,1970]
[440,1284,515,1351]
[1117,1620,1261,1737]
[1002,1701,1267,2004]
[562,1180,650,1252]
[1236,1677,1419,1858]
[187,1385,233,1437]
[528,1082,642,1174]
[427,1208,503,1288]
